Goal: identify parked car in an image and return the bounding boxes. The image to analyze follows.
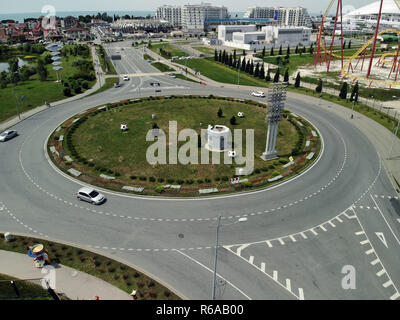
[0,130,18,142]
[114,81,121,88]
[123,75,130,81]
[76,187,106,205]
[251,91,265,98]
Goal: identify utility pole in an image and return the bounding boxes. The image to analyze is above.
[388,117,400,160]
[212,216,221,300]
[11,79,21,120]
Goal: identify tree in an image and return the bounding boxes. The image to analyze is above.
[218,50,222,62]
[9,58,19,73]
[339,82,348,99]
[214,49,218,61]
[259,64,265,79]
[287,45,290,55]
[266,69,271,82]
[254,63,260,78]
[316,78,323,93]
[36,59,48,81]
[273,68,280,83]
[242,49,246,56]
[230,116,237,125]
[241,57,246,71]
[262,47,266,57]
[245,59,251,73]
[295,45,299,54]
[249,61,254,75]
[233,49,236,61]
[198,134,202,148]
[350,81,359,102]
[343,40,347,50]
[294,72,301,88]
[63,87,72,97]
[348,40,351,49]
[217,108,223,118]
[270,47,274,56]
[279,44,282,55]
[284,69,289,83]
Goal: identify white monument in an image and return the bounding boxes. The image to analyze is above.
[205,125,231,152]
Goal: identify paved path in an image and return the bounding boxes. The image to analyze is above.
[0,250,131,300]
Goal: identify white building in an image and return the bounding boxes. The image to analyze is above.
[156,5,182,27]
[244,7,311,27]
[157,3,229,33]
[218,25,311,50]
[343,1,400,30]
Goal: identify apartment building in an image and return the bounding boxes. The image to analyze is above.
[244,7,311,27]
[156,5,182,27]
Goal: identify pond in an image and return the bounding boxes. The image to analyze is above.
[0,58,29,73]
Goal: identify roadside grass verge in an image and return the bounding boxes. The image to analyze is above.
[175,58,268,87]
[151,62,175,72]
[95,45,117,75]
[0,233,180,300]
[0,273,53,300]
[150,43,189,59]
[192,46,215,55]
[143,54,154,61]
[88,77,119,96]
[175,74,201,83]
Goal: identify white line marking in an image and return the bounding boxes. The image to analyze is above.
[365,249,374,255]
[174,249,251,300]
[278,238,285,245]
[266,240,273,248]
[390,292,400,300]
[360,240,370,245]
[336,216,343,223]
[355,231,365,235]
[261,262,266,273]
[273,270,278,281]
[237,244,250,256]
[249,256,254,264]
[376,269,386,277]
[300,232,308,239]
[370,194,400,246]
[286,279,291,292]
[298,288,304,300]
[383,280,393,288]
[328,221,336,227]
[289,235,297,242]
[319,225,327,232]
[375,232,389,248]
[370,258,380,266]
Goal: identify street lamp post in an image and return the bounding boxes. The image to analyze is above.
[388,117,400,160]
[11,72,21,120]
[212,216,247,300]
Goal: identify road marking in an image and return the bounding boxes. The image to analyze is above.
[273,270,278,281]
[360,240,369,245]
[289,235,297,242]
[375,232,389,248]
[319,225,327,232]
[261,262,266,273]
[309,228,318,236]
[266,241,273,248]
[355,231,365,235]
[236,244,250,256]
[286,279,291,292]
[249,256,254,264]
[376,269,386,277]
[370,258,380,266]
[390,292,400,300]
[365,249,374,255]
[370,194,400,246]
[383,280,393,288]
[328,221,336,227]
[278,238,285,245]
[300,232,308,239]
[335,216,343,223]
[174,249,252,300]
[298,288,304,300]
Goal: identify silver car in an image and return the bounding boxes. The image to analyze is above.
[0,130,18,142]
[76,187,106,205]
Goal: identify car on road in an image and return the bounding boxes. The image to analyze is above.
[151,82,161,87]
[169,73,176,78]
[114,81,121,88]
[155,89,162,93]
[251,91,265,98]
[0,130,18,142]
[76,187,106,205]
[123,75,130,81]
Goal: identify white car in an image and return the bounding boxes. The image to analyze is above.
[251,91,265,98]
[0,130,18,142]
[76,187,106,205]
[122,75,129,81]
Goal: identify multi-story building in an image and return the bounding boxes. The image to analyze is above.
[156,5,182,27]
[244,7,311,27]
[157,3,229,33]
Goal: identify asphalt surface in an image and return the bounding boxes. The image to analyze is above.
[0,42,399,300]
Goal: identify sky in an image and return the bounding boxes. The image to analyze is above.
[0,0,379,15]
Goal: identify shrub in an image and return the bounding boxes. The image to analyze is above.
[205,178,211,183]
[222,176,229,181]
[254,168,261,174]
[157,178,164,183]
[149,177,156,182]
[115,172,121,177]
[130,175,137,180]
[177,179,184,185]
[155,186,165,193]
[272,171,280,177]
[82,81,89,89]
[197,179,204,184]
[63,87,72,97]
[268,165,275,170]
[241,181,252,188]
[167,179,174,184]
[139,176,147,181]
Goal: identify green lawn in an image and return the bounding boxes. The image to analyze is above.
[143,54,154,61]
[175,74,201,83]
[175,58,269,87]
[0,273,52,300]
[192,46,215,55]
[0,233,179,300]
[151,62,175,72]
[96,45,117,75]
[88,77,119,96]
[0,45,95,123]
[150,43,189,59]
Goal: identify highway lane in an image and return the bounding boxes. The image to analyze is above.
[0,44,399,300]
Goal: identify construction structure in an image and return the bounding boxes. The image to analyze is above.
[262,83,287,161]
[313,0,400,89]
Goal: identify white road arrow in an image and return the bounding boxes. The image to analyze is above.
[375,232,388,248]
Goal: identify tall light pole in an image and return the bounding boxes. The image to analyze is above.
[11,72,21,120]
[388,117,400,160]
[212,216,248,300]
[262,82,287,160]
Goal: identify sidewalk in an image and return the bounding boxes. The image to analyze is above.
[0,250,131,300]
[0,45,105,133]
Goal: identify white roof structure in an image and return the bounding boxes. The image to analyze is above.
[344,1,400,17]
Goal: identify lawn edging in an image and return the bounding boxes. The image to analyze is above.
[0,231,183,300]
